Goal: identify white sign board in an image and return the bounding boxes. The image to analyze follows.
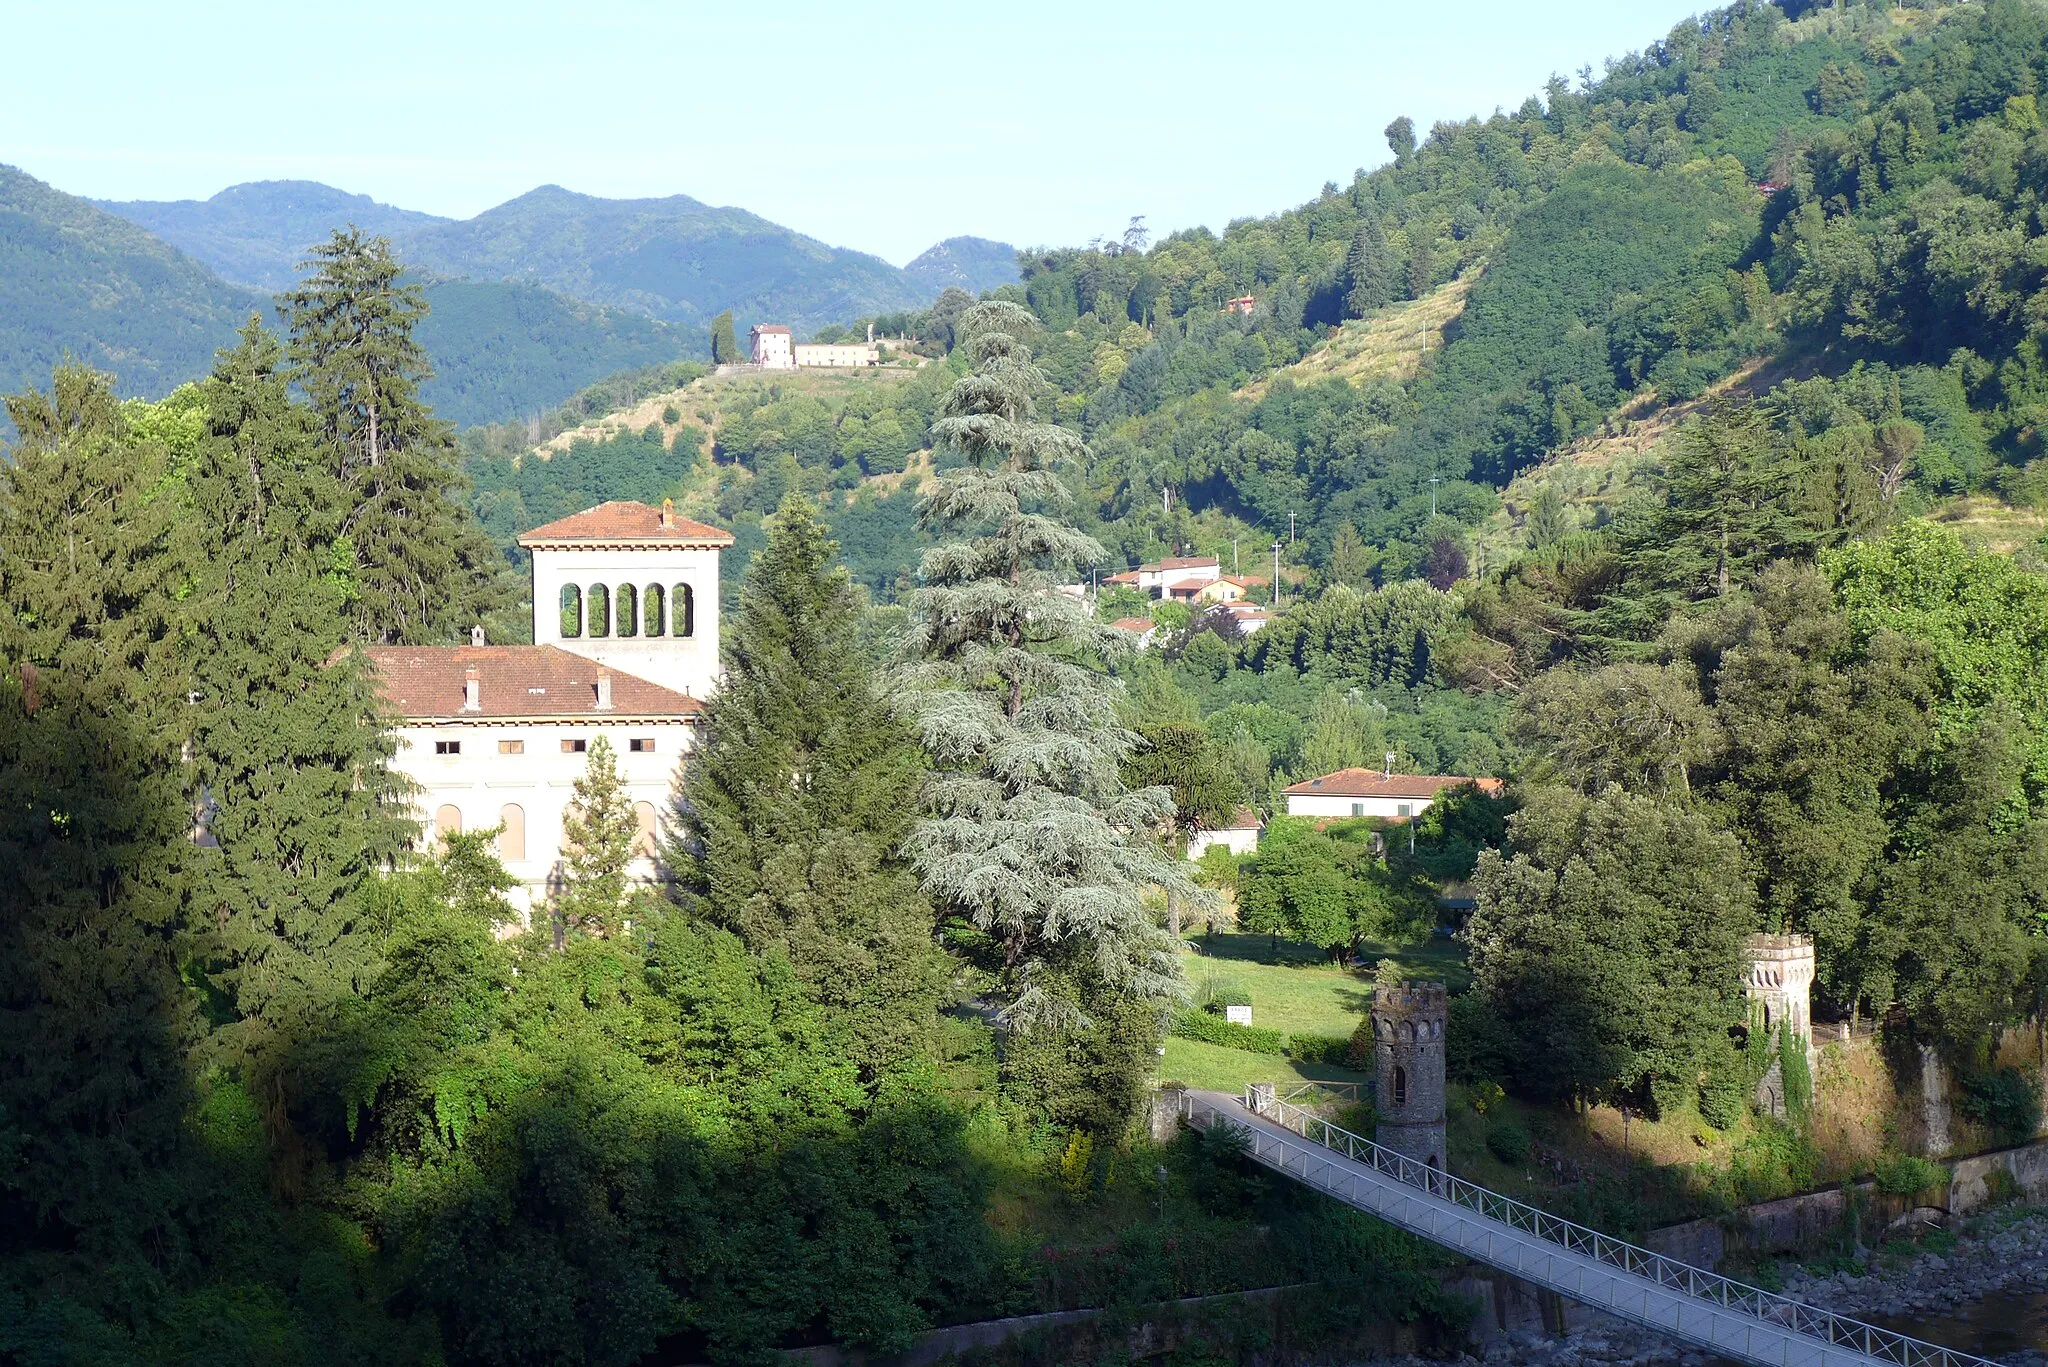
[1225,1004,1253,1026]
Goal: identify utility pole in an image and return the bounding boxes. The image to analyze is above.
[1288,511,1297,545]
[1232,539,1239,574]
[1272,541,1283,609]
[1429,476,1440,517]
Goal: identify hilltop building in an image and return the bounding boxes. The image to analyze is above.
[749,324,795,369]
[1283,762,1502,821]
[368,499,732,917]
[750,322,881,369]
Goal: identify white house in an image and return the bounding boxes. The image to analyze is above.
[369,499,733,918]
[1187,807,1263,860]
[1282,763,1503,822]
[1103,555,1221,598]
[749,324,795,369]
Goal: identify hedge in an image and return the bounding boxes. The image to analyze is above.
[1170,1010,1286,1055]
[1170,1013,1358,1065]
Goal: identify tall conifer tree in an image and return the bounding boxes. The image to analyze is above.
[282,228,502,645]
[673,493,942,1071]
[1344,217,1398,316]
[899,301,1194,1057]
[181,322,414,1051]
[0,366,197,1307]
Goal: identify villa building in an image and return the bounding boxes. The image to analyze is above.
[1103,555,1221,599]
[367,499,732,918]
[750,322,881,369]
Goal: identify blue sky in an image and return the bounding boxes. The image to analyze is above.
[5,0,1711,264]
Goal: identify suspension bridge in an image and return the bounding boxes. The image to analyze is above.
[1179,1087,1996,1367]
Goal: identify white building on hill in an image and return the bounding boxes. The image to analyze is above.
[368,499,733,917]
[749,324,795,369]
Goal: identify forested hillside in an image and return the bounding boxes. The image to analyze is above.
[102,181,1021,336]
[0,164,265,397]
[3,165,695,425]
[98,179,451,289]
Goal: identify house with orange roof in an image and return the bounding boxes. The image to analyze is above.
[1282,762,1503,822]
[369,499,733,918]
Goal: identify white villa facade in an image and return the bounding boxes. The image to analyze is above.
[1282,765,1504,821]
[750,323,881,369]
[369,500,732,918]
[749,324,795,369]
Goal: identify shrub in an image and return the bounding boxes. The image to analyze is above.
[1699,1070,1749,1131]
[1872,1151,1947,1198]
[1485,1120,1531,1165]
[1286,1033,1352,1066]
[1960,1066,2042,1144]
[1345,1015,1375,1071]
[661,404,681,424]
[1170,1009,1285,1055]
[1203,985,1253,1013]
[1469,1080,1505,1115]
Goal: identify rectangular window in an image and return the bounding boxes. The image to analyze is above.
[499,738,524,754]
[1351,802,1364,817]
[1397,803,1413,818]
[435,740,461,756]
[561,738,587,754]
[629,737,655,753]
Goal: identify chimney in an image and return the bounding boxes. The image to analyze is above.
[596,669,613,712]
[463,668,481,712]
[1384,751,1395,780]
[660,497,675,530]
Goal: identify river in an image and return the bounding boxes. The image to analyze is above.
[1874,1289,2048,1360]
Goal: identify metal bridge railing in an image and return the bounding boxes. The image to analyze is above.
[1204,1087,1996,1367]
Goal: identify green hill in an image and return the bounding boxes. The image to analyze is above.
[0,163,263,399]
[99,181,1017,338]
[2,165,692,426]
[903,235,1020,295]
[97,180,450,290]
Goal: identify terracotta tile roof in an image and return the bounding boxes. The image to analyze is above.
[1219,574,1269,588]
[1103,570,1142,585]
[1282,768,1504,799]
[517,501,733,547]
[1198,806,1264,832]
[751,324,793,335]
[1153,555,1219,571]
[1165,576,1212,594]
[362,645,704,720]
[1111,617,1155,633]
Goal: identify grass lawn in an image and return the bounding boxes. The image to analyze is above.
[1157,1036,1373,1094]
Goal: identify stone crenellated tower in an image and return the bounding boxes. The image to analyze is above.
[1744,933,1816,1119]
[1373,981,1448,1171]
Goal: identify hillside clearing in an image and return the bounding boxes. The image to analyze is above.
[1238,270,1476,401]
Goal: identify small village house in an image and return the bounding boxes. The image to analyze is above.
[1283,759,1503,821]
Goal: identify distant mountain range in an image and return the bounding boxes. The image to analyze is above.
[0,168,1020,428]
[97,181,1022,331]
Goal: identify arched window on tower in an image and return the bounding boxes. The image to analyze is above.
[643,584,665,637]
[673,582,695,638]
[434,805,463,844]
[616,583,638,638]
[633,801,658,858]
[559,584,583,638]
[1393,1066,1408,1107]
[588,583,610,638]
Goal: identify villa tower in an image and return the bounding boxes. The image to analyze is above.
[1372,981,1449,1172]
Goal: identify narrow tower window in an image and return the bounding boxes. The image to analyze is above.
[616,583,638,638]
[559,584,582,638]
[673,582,695,638]
[588,583,610,638]
[1393,1066,1408,1107]
[643,584,665,637]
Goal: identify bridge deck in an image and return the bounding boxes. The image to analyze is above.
[1180,1089,1988,1367]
